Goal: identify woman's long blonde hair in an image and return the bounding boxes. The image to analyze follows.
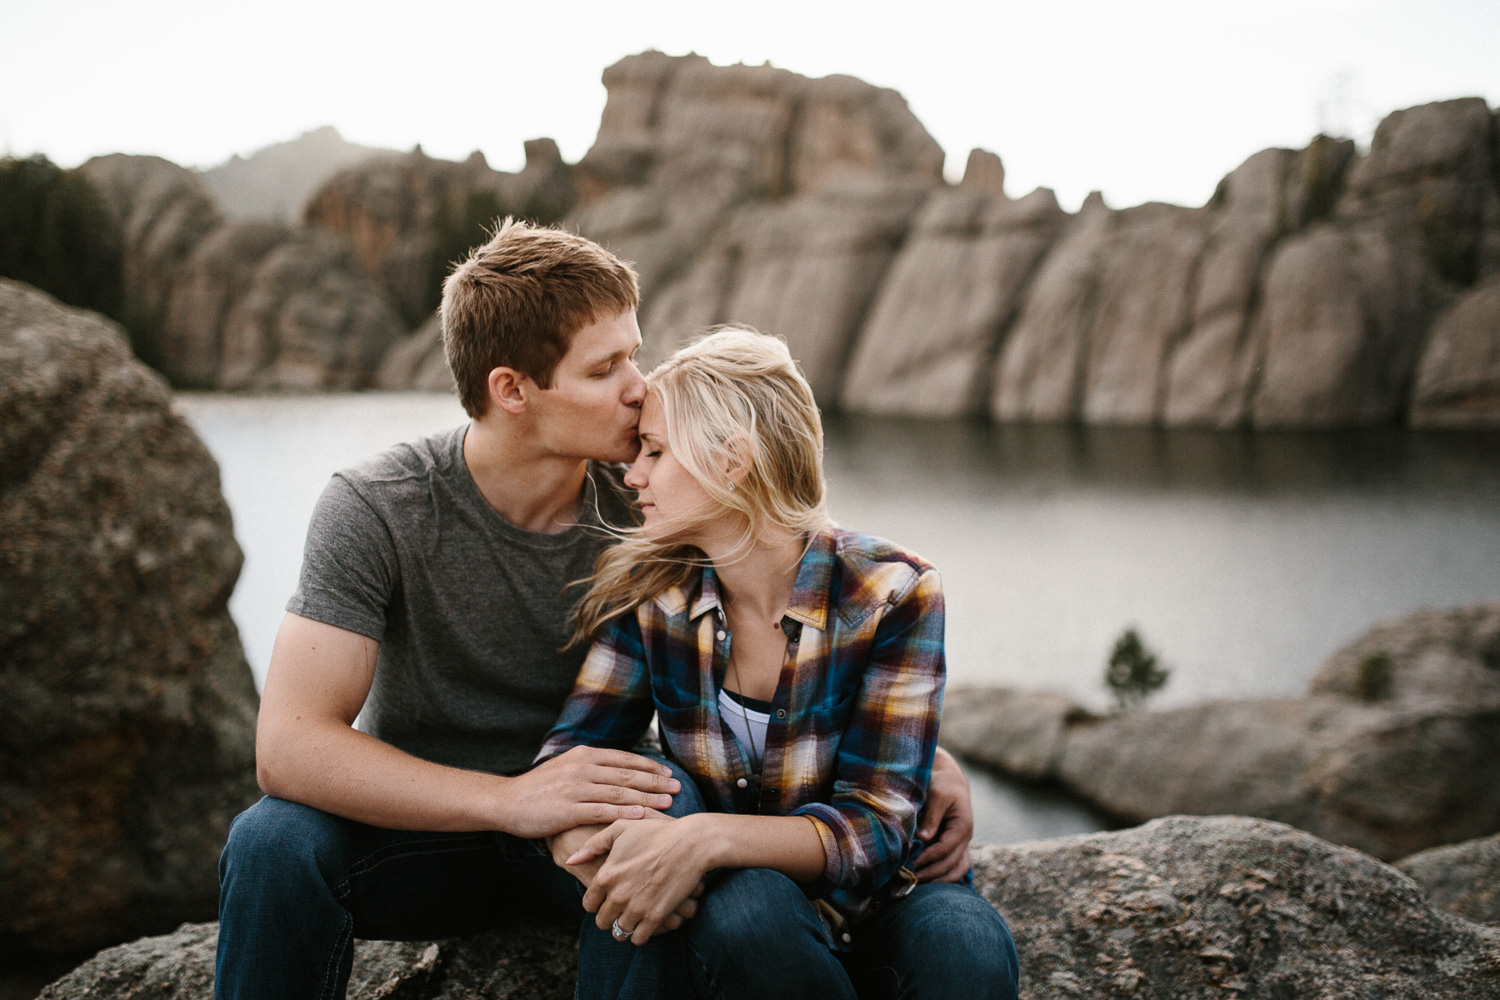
[570,327,834,644]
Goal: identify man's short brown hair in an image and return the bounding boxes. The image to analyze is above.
[441,218,640,417]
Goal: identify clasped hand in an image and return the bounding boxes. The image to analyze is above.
[567,813,712,946]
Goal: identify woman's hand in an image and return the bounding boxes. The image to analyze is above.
[569,814,714,945]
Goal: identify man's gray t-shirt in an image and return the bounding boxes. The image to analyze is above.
[287,425,636,776]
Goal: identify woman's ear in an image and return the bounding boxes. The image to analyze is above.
[723,433,755,488]
[487,367,530,416]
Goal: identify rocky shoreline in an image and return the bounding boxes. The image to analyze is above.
[22,51,1496,428]
[942,601,1500,863]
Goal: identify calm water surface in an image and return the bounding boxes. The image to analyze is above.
[175,392,1500,844]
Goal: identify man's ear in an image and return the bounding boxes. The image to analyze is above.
[486,367,531,416]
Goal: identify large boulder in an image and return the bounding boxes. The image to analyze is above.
[975,816,1500,998]
[1397,832,1500,925]
[0,280,260,954]
[1337,97,1496,286]
[1409,273,1500,427]
[1056,695,1500,861]
[1076,202,1208,423]
[840,184,1067,418]
[942,601,1500,861]
[40,817,1500,999]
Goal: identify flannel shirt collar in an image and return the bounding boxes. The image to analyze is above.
[649,529,837,630]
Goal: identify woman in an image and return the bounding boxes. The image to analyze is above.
[538,328,1018,1000]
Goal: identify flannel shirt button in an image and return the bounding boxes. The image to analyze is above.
[841,933,852,943]
[775,709,787,719]
[736,777,748,788]
[716,630,727,641]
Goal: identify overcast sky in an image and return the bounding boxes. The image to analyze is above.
[3,0,1497,211]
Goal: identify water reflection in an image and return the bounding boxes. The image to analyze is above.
[824,415,1500,500]
[961,761,1114,845]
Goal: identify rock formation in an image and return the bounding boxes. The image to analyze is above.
[0,280,261,955]
[376,314,455,392]
[306,140,575,327]
[36,56,1500,426]
[38,817,1500,999]
[841,183,1067,417]
[80,154,408,392]
[78,155,223,370]
[941,601,1500,861]
[215,229,406,391]
[561,52,947,391]
[1410,273,1500,427]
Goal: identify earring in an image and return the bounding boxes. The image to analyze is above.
[727,481,736,491]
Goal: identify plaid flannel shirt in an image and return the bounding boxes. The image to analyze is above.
[538,527,945,932]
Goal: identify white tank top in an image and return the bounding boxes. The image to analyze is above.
[718,686,771,767]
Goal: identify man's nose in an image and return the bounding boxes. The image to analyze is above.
[623,362,646,406]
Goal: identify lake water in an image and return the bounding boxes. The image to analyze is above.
[175,392,1500,844]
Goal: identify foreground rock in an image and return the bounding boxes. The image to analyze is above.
[943,601,1500,861]
[41,817,1500,999]
[0,280,260,954]
[974,816,1500,998]
[1397,832,1500,925]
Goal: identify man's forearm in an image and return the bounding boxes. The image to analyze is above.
[257,717,514,832]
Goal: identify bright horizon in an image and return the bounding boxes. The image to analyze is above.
[3,0,1498,212]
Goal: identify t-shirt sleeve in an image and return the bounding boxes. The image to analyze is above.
[285,473,398,642]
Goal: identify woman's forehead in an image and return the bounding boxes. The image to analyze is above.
[638,392,667,435]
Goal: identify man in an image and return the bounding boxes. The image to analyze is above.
[215,219,976,999]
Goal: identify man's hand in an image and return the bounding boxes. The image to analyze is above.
[570,815,713,945]
[497,747,680,840]
[915,746,974,883]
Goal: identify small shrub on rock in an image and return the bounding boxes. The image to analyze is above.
[1104,627,1170,711]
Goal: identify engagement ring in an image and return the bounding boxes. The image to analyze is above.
[611,918,632,942]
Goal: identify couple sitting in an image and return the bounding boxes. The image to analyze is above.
[215,220,1019,999]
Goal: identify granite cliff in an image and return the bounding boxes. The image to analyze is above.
[40,52,1500,427]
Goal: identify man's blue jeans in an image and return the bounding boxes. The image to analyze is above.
[216,752,703,1000]
[214,796,587,999]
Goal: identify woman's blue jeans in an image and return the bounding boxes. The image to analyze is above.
[579,865,1020,1000]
